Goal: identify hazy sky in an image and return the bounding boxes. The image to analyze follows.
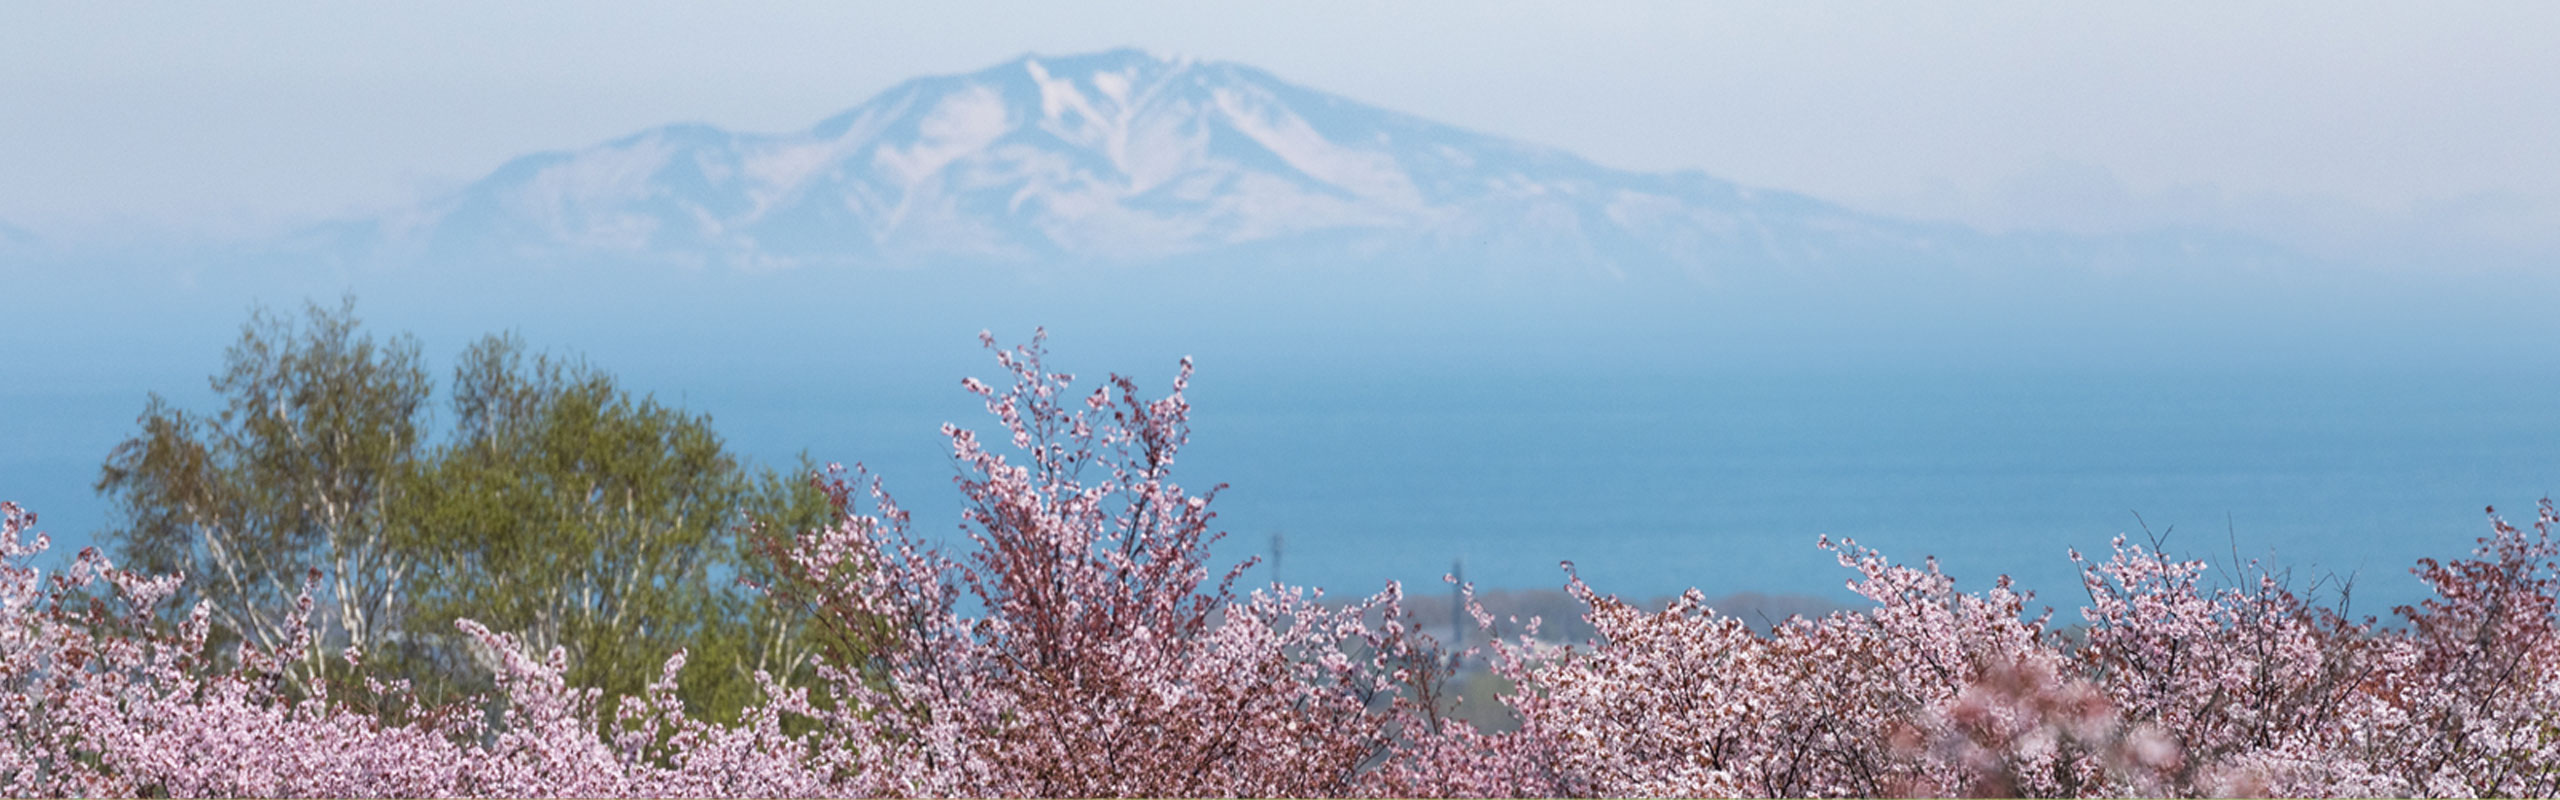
[4,2,2556,264]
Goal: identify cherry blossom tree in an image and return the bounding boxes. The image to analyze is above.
[756,330,1445,797]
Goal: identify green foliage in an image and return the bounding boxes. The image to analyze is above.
[99,299,832,724]
[97,297,428,687]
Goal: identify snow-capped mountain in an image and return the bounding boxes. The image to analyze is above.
[307,48,2281,283]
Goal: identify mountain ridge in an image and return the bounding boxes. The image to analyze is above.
[291,47,2295,285]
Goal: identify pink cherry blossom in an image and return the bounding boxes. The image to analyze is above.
[5,337,2559,798]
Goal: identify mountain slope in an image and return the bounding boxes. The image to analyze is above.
[305,48,2286,284]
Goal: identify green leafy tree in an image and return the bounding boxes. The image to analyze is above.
[99,300,829,721]
[97,297,427,688]
[386,333,821,720]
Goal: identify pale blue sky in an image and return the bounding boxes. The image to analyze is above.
[4,2,2556,266]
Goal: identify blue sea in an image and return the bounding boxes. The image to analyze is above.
[15,351,2557,618]
[750,363,2560,617]
[9,258,2559,618]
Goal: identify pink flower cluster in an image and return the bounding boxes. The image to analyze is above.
[4,333,2557,797]
[1425,504,2560,797]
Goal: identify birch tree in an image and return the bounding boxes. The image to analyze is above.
[97,296,426,688]
[98,304,824,720]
